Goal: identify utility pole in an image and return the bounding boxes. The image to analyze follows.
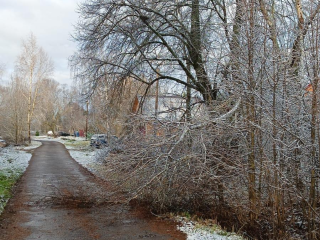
[186,61,191,122]
[186,59,192,147]
[154,68,160,136]
[155,71,159,118]
[85,100,89,140]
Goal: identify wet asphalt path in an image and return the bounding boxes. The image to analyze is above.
[0,141,185,240]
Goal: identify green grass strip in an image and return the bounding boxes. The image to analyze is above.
[0,169,22,214]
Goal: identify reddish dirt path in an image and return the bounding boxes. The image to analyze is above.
[0,141,186,240]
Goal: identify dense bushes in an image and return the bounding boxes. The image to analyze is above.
[102,115,319,240]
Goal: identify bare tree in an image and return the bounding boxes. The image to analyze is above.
[60,88,87,135]
[36,79,63,135]
[0,75,28,144]
[71,0,320,239]
[71,0,219,105]
[15,34,54,143]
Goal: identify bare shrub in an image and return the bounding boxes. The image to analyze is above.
[101,112,319,239]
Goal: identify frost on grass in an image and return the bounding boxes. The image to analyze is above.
[0,148,32,173]
[177,218,244,240]
[68,148,112,180]
[20,140,42,150]
[0,147,33,214]
[56,137,111,179]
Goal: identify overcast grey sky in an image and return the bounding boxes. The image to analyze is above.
[0,0,80,86]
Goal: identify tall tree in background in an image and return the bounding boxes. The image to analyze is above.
[15,34,54,143]
[0,75,27,144]
[37,79,62,135]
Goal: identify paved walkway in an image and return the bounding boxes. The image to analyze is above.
[0,141,185,240]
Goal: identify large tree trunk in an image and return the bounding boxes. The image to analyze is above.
[188,0,217,104]
[247,0,257,223]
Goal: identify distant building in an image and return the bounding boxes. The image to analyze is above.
[132,94,203,135]
[305,83,313,93]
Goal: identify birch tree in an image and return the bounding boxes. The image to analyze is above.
[15,34,54,143]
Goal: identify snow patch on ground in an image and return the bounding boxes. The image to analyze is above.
[68,148,112,180]
[0,141,41,214]
[0,141,41,171]
[177,218,244,240]
[0,148,31,173]
[17,141,42,151]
